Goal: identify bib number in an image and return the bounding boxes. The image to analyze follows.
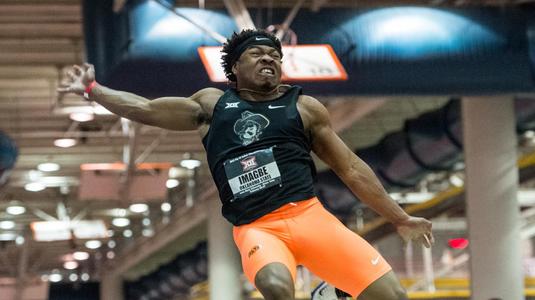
[224,147,281,201]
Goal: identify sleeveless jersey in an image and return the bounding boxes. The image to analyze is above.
[202,86,317,225]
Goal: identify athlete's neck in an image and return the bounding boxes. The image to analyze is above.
[237,85,290,101]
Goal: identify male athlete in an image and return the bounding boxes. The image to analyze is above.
[59,29,434,300]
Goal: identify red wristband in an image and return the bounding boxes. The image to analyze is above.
[83,80,97,100]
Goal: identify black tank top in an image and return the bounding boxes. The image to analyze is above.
[202,86,316,225]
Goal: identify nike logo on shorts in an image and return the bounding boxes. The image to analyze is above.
[268,105,285,109]
[371,255,380,265]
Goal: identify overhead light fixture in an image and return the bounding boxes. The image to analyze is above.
[80,273,90,282]
[110,208,128,217]
[161,202,171,212]
[107,240,116,249]
[166,179,179,189]
[49,273,63,283]
[129,203,148,213]
[72,251,90,261]
[6,205,26,215]
[37,162,61,172]
[106,251,115,259]
[69,112,94,122]
[142,218,151,226]
[168,166,185,178]
[112,217,130,227]
[180,159,201,170]
[54,138,77,148]
[142,229,154,237]
[85,240,102,249]
[31,220,107,242]
[0,221,15,230]
[69,273,78,282]
[0,233,17,241]
[15,236,25,245]
[25,182,46,192]
[123,229,133,238]
[63,261,79,270]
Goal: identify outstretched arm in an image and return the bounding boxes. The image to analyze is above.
[300,95,434,247]
[57,63,222,131]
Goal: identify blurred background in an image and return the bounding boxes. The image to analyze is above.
[1,0,535,299]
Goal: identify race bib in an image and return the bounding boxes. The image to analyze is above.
[224,147,281,201]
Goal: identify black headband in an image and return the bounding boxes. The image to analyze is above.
[231,35,282,65]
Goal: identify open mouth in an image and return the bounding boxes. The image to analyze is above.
[259,67,275,77]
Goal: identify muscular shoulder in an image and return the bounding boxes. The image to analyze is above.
[297,94,331,132]
[191,87,224,104]
[191,88,224,121]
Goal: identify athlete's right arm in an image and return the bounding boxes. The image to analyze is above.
[57,63,222,131]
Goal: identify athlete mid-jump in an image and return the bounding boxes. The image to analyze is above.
[59,29,433,300]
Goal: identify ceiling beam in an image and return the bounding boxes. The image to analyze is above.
[223,0,256,30]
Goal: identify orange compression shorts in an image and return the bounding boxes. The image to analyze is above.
[233,197,392,297]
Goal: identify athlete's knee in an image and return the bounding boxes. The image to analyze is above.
[254,263,294,300]
[258,275,293,298]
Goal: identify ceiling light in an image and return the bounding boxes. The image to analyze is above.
[69,112,94,122]
[6,205,26,215]
[106,251,115,259]
[15,236,24,245]
[166,179,179,189]
[37,162,60,172]
[161,202,171,212]
[85,240,102,249]
[142,229,154,237]
[80,273,90,282]
[0,233,17,241]
[54,138,77,148]
[49,273,63,283]
[63,261,78,270]
[41,274,49,282]
[73,251,90,261]
[0,221,15,230]
[69,273,78,282]
[180,159,201,170]
[129,203,148,213]
[110,208,127,217]
[107,240,116,248]
[112,217,130,227]
[142,218,151,226]
[168,166,185,178]
[25,182,46,192]
[123,229,133,238]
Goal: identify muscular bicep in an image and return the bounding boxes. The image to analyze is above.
[145,97,203,130]
[143,88,221,131]
[301,96,357,175]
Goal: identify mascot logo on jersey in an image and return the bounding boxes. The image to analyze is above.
[233,111,270,146]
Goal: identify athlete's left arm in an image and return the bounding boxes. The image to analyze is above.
[300,95,434,247]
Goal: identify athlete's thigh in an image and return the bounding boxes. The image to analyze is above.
[293,203,391,297]
[233,224,297,286]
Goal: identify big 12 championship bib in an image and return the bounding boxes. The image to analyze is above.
[224,147,282,201]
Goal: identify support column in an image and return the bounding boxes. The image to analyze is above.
[100,273,124,300]
[462,96,523,300]
[207,197,242,300]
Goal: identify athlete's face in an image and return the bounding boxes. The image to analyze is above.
[233,45,282,92]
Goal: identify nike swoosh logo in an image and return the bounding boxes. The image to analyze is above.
[371,255,380,265]
[268,105,285,109]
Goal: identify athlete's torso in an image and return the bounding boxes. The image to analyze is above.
[201,86,317,225]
